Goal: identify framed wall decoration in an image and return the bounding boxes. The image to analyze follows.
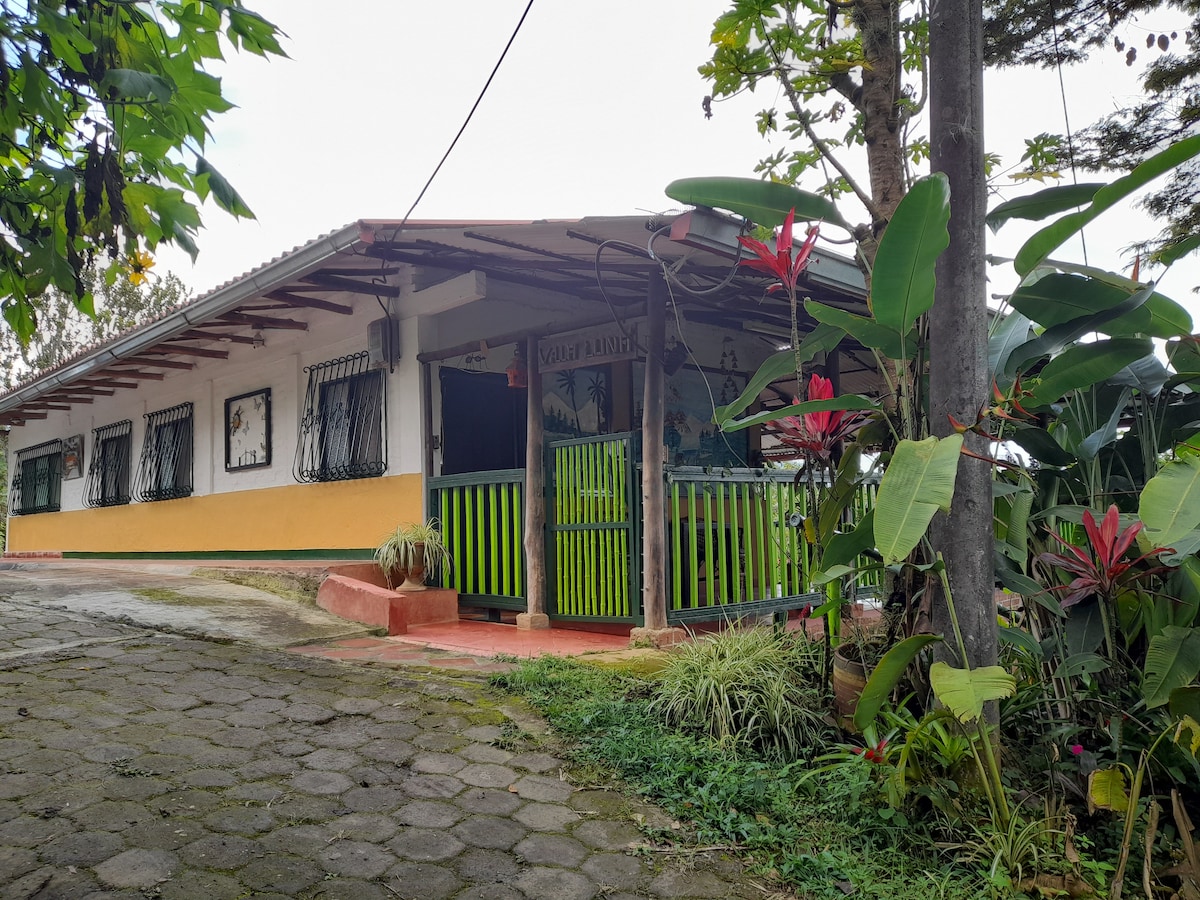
[62,434,84,480]
[225,388,271,471]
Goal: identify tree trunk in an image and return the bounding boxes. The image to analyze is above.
[928,0,996,675]
[855,0,907,249]
[641,274,668,631]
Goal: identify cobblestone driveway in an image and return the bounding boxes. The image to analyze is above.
[0,599,759,900]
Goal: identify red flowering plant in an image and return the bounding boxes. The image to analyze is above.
[776,372,867,465]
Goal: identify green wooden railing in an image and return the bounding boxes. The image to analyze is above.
[549,433,638,621]
[428,469,526,609]
[664,467,879,623]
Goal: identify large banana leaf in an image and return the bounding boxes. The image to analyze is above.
[663,176,852,230]
[852,634,943,731]
[929,661,1016,724]
[870,173,950,334]
[1015,134,1200,275]
[1004,283,1156,377]
[988,310,1033,387]
[1087,768,1130,814]
[986,182,1105,233]
[806,299,914,359]
[1009,426,1076,467]
[1027,337,1154,407]
[873,435,963,564]
[1029,259,1193,335]
[1143,625,1200,708]
[1139,454,1200,550]
[821,510,876,570]
[1008,273,1190,340]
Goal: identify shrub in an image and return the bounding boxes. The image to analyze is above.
[650,625,830,758]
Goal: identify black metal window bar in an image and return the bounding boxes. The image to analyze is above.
[134,403,193,502]
[294,352,387,483]
[11,439,63,515]
[83,420,133,508]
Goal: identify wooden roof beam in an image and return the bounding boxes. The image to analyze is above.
[264,290,354,315]
[180,328,260,345]
[105,369,165,380]
[142,345,229,360]
[47,395,94,403]
[23,403,72,411]
[120,356,195,370]
[218,312,307,331]
[297,273,401,298]
[80,378,139,389]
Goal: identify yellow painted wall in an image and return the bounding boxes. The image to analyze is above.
[7,474,424,553]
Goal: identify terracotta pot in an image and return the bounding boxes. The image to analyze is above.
[398,543,428,592]
[832,646,867,731]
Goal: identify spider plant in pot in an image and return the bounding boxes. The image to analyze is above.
[375,519,451,591]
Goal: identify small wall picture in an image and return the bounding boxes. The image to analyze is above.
[225,388,271,471]
[62,434,84,480]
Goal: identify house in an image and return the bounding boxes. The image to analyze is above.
[0,212,876,634]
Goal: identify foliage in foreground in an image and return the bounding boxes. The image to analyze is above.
[493,654,987,900]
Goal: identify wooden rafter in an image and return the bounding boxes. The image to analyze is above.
[180,328,260,345]
[48,395,94,403]
[80,379,138,389]
[297,272,400,298]
[143,345,229,360]
[105,369,165,380]
[121,356,195,370]
[264,290,353,315]
[218,312,307,331]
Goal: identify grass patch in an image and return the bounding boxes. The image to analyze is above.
[491,654,985,899]
[131,588,211,606]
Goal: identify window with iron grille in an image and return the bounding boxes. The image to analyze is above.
[134,403,193,502]
[11,439,63,515]
[294,352,386,483]
[84,420,132,508]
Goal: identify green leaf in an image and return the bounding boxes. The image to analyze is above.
[1155,233,1200,266]
[1028,337,1154,407]
[821,510,876,571]
[1009,426,1076,467]
[874,435,963,565]
[1008,272,1191,340]
[663,176,851,230]
[1144,625,1200,708]
[998,623,1044,658]
[196,157,255,219]
[986,183,1105,233]
[717,394,877,433]
[712,323,843,426]
[989,311,1033,386]
[1170,686,1200,722]
[1016,135,1200,276]
[1140,455,1200,550]
[870,173,950,334]
[805,299,913,359]
[853,634,943,731]
[1088,767,1130,813]
[100,68,175,104]
[928,662,1016,724]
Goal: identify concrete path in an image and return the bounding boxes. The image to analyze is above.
[0,597,763,898]
[0,562,369,648]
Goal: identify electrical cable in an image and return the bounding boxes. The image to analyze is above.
[381,0,535,249]
[1050,0,1087,265]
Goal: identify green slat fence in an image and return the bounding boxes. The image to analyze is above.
[428,469,526,609]
[664,467,880,623]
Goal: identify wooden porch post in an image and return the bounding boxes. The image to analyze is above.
[632,273,682,646]
[517,334,549,630]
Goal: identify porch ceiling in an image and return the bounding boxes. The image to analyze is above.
[0,214,873,427]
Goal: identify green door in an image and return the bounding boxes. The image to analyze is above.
[548,433,639,622]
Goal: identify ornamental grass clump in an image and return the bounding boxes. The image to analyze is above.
[651,626,830,759]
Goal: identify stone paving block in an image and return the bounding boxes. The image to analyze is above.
[317,839,396,879]
[333,697,383,715]
[513,832,589,867]
[401,773,464,800]
[387,826,466,861]
[506,751,565,774]
[180,768,238,788]
[412,732,469,752]
[511,773,574,803]
[238,854,324,894]
[573,818,642,851]
[458,742,513,765]
[454,787,523,817]
[201,805,275,835]
[581,851,646,890]
[0,844,39,880]
[260,823,330,857]
[120,820,207,851]
[67,801,155,834]
[649,868,738,898]
[513,801,580,831]
[309,878,392,900]
[382,861,463,900]
[301,748,362,771]
[454,886,525,900]
[93,848,178,889]
[291,770,356,796]
[395,799,462,828]
[457,763,518,789]
[323,812,398,842]
[6,864,99,898]
[338,785,408,813]
[40,830,124,866]
[451,815,527,850]
[179,833,263,870]
[513,866,597,900]
[157,869,244,900]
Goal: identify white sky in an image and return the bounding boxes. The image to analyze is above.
[153,1,1200,317]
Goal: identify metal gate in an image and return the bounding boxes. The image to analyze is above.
[548,433,640,622]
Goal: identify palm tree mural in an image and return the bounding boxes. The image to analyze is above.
[557,369,581,435]
[586,372,608,433]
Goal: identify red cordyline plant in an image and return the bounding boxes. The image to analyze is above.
[775,372,866,463]
[1037,505,1168,610]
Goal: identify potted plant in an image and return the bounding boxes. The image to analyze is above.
[375,519,451,591]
